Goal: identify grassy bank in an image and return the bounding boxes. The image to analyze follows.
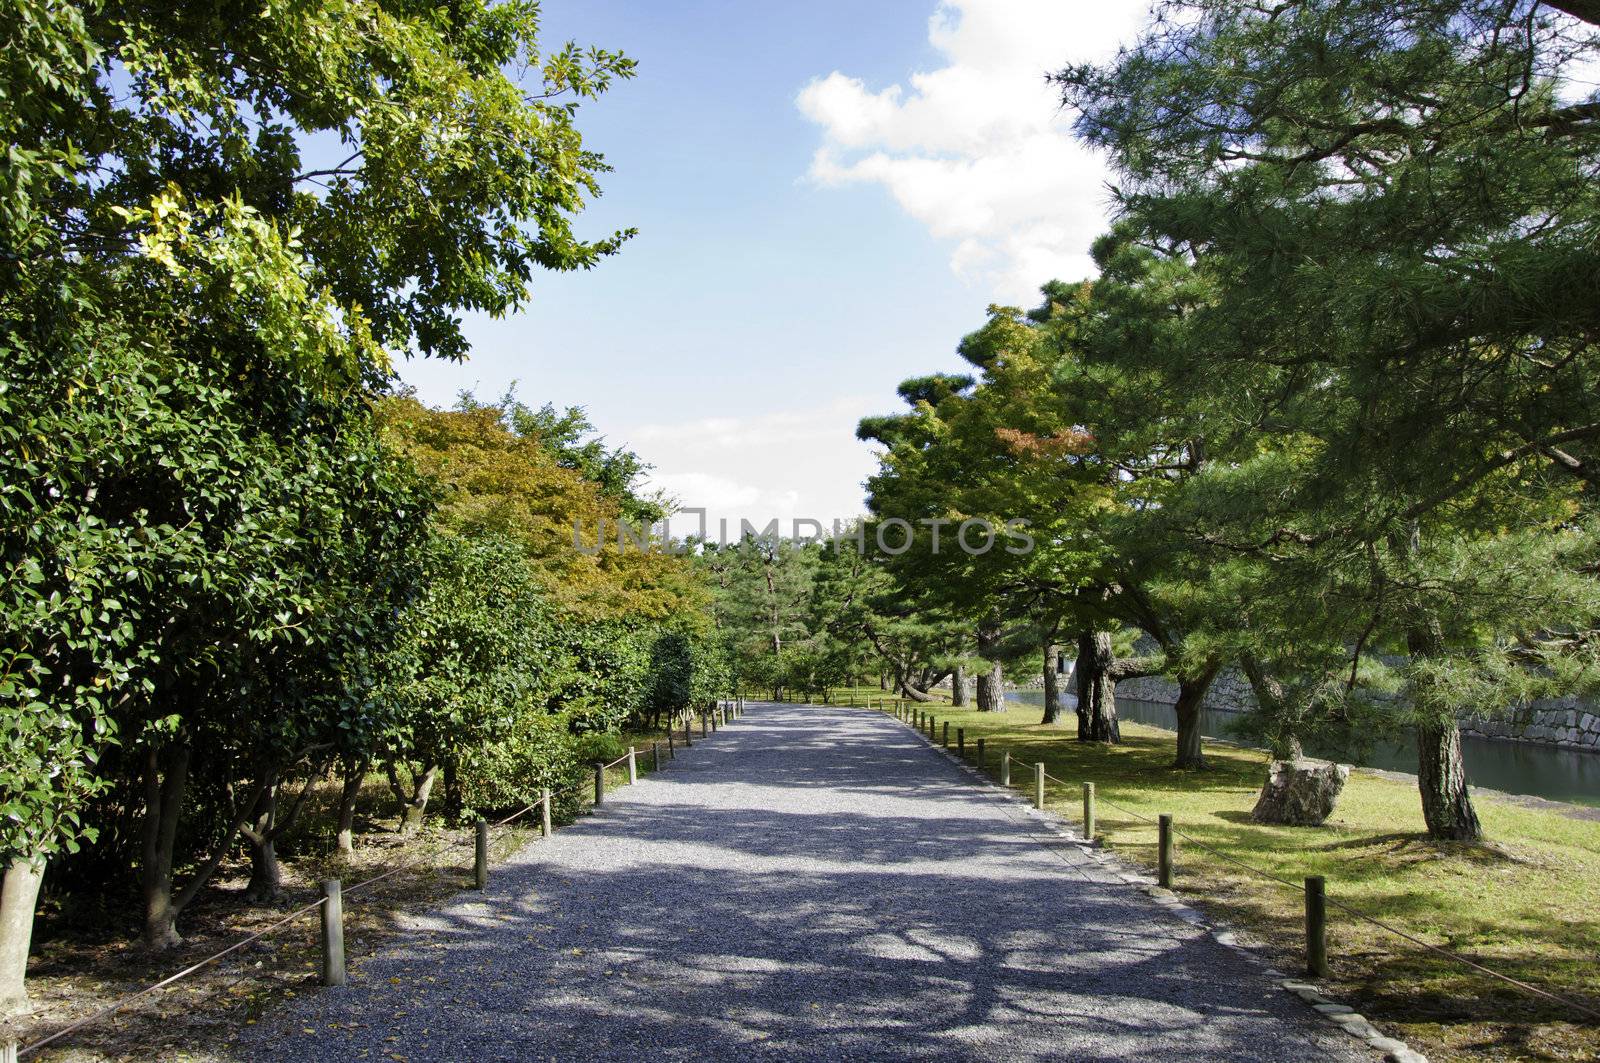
[838,698,1600,1063]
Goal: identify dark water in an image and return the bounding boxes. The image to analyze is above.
[1006,690,1600,809]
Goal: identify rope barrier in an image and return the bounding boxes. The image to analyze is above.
[11,706,743,1057]
[17,897,329,1059]
[1024,759,1600,1022]
[14,783,575,1058]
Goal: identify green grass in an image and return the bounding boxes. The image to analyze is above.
[833,698,1600,1063]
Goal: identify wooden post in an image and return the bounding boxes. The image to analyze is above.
[540,787,552,837]
[976,738,985,767]
[1082,782,1096,841]
[320,878,346,986]
[594,763,606,805]
[1305,876,1328,977]
[1035,763,1045,809]
[1001,750,1011,787]
[651,741,661,773]
[942,721,950,748]
[627,746,638,784]
[474,818,488,890]
[957,727,965,756]
[1158,813,1174,888]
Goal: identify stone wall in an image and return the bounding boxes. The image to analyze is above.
[1113,669,1600,753]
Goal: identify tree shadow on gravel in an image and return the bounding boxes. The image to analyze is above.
[226,787,1360,1061]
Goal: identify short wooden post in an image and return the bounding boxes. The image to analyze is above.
[627,746,638,784]
[320,878,346,986]
[651,741,661,772]
[594,763,606,805]
[976,737,985,767]
[1158,813,1174,888]
[1305,876,1328,977]
[1082,782,1096,841]
[1034,763,1045,809]
[474,818,488,889]
[942,721,950,748]
[957,727,965,755]
[1001,750,1011,787]
[540,787,552,837]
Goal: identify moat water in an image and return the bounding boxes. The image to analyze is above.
[1005,690,1600,809]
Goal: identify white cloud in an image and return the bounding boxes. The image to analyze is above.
[631,397,880,538]
[797,0,1150,303]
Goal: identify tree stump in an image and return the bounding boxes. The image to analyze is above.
[1251,758,1349,826]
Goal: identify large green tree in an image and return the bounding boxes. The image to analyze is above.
[2,0,638,1003]
[1057,0,1600,837]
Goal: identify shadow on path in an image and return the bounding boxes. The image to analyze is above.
[231,702,1370,1062]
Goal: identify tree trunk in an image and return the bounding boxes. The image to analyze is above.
[388,762,438,835]
[1416,721,1482,842]
[242,785,283,902]
[1406,615,1483,842]
[1041,643,1062,724]
[975,621,1006,712]
[141,741,191,950]
[1239,654,1303,760]
[336,761,365,854]
[0,857,44,1018]
[1074,632,1092,740]
[1082,631,1120,743]
[1172,660,1221,769]
[951,664,968,706]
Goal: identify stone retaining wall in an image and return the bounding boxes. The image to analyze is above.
[1112,671,1600,753]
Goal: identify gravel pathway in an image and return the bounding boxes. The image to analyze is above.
[234,702,1372,1062]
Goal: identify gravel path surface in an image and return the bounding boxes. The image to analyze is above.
[234,702,1372,1062]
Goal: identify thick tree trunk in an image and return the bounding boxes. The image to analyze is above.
[388,763,438,835]
[242,785,283,902]
[1416,721,1482,841]
[951,664,968,706]
[1171,660,1221,769]
[1406,617,1484,842]
[1041,643,1062,724]
[141,742,191,950]
[336,761,365,854]
[1074,632,1093,739]
[1082,631,1121,743]
[975,621,1006,712]
[0,857,45,1018]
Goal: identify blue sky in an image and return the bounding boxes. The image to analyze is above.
[398,0,1149,532]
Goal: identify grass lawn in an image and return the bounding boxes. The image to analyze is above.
[820,694,1600,1063]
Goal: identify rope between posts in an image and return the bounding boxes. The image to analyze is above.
[1025,763,1600,1023]
[16,786,565,1058]
[16,897,328,1059]
[12,710,736,1056]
